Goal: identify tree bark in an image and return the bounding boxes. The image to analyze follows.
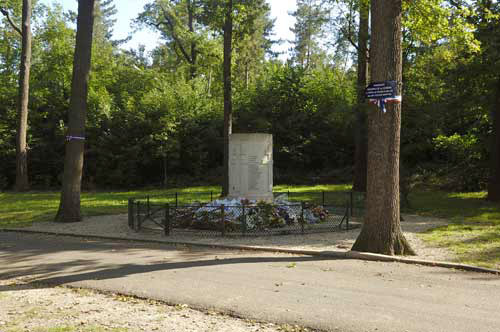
[55,0,95,223]
[488,77,500,201]
[222,0,233,197]
[187,0,197,79]
[352,0,369,193]
[14,0,32,191]
[352,0,415,255]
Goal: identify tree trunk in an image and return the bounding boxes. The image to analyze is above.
[352,0,369,193]
[15,0,32,192]
[55,0,95,223]
[352,0,414,256]
[488,77,500,202]
[222,0,233,197]
[187,0,197,79]
[163,153,168,188]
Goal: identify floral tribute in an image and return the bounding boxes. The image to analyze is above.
[172,194,330,232]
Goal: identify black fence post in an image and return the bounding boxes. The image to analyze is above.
[287,190,290,201]
[350,191,354,217]
[322,191,325,207]
[163,204,170,236]
[128,198,135,229]
[346,205,350,230]
[175,192,178,208]
[210,191,213,202]
[220,205,226,237]
[242,205,247,236]
[136,201,141,232]
[300,202,305,235]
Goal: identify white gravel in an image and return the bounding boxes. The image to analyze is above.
[0,277,314,332]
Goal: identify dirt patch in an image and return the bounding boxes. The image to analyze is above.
[0,277,314,332]
[10,213,454,262]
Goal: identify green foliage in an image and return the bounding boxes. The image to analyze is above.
[0,0,23,186]
[236,64,356,179]
[232,0,274,89]
[135,0,212,79]
[0,0,360,189]
[403,0,480,53]
[0,0,498,194]
[290,0,330,69]
[84,59,222,187]
[400,0,498,190]
[432,132,488,190]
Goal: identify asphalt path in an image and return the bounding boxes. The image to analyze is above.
[1,232,499,332]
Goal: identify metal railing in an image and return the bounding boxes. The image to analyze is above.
[273,190,365,217]
[128,193,359,237]
[128,190,365,216]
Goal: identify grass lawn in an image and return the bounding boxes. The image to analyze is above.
[1,184,499,269]
[0,186,218,228]
[407,190,500,270]
[0,184,350,228]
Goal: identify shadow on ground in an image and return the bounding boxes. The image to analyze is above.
[0,232,332,292]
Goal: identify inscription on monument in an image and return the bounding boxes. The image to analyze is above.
[228,133,273,201]
[247,155,262,191]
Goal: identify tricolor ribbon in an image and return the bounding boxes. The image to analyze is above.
[369,95,402,113]
[66,136,86,141]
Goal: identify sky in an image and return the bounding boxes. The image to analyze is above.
[40,0,297,59]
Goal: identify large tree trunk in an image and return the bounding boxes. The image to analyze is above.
[222,0,233,197]
[55,0,95,223]
[488,77,500,202]
[352,0,414,255]
[15,0,32,192]
[352,0,369,192]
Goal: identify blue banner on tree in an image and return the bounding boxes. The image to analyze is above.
[364,80,402,113]
[66,136,86,141]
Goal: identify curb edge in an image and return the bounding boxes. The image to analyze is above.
[1,228,499,275]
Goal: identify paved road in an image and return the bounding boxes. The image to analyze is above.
[1,232,499,332]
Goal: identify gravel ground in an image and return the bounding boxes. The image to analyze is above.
[10,213,454,262]
[0,277,314,332]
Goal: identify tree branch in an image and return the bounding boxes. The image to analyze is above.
[447,0,466,10]
[340,26,359,51]
[157,5,193,64]
[0,7,22,36]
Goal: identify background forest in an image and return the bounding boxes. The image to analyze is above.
[0,0,498,192]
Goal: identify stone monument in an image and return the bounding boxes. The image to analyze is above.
[228,133,273,201]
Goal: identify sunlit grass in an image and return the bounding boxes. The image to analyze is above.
[0,184,350,228]
[273,184,352,192]
[408,190,500,269]
[0,186,219,228]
